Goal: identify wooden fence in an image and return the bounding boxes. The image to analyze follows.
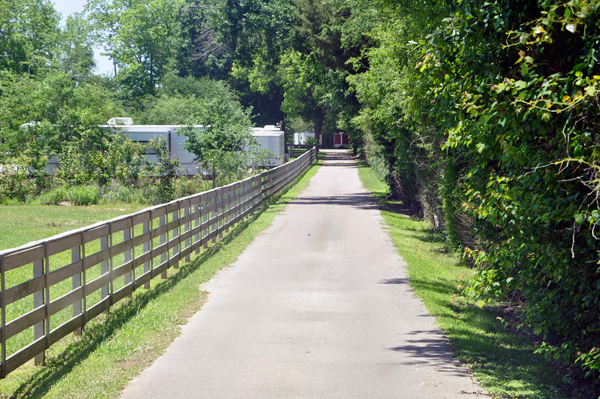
[0,147,317,378]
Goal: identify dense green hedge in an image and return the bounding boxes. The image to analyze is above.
[351,0,600,380]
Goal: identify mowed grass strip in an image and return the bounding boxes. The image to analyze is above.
[357,161,589,399]
[0,159,321,399]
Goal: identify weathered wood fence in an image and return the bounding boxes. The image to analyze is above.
[0,147,317,378]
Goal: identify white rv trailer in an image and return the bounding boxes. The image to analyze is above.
[253,125,286,167]
[293,131,316,145]
[105,120,285,174]
[43,120,285,175]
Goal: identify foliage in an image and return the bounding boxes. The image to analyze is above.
[39,185,100,206]
[176,1,232,81]
[358,160,596,398]
[177,93,260,188]
[306,137,318,146]
[56,131,146,186]
[173,176,211,198]
[137,74,242,125]
[0,70,123,159]
[348,0,600,383]
[86,0,184,96]
[0,0,60,74]
[0,163,36,204]
[56,13,97,80]
[147,136,181,203]
[99,181,146,204]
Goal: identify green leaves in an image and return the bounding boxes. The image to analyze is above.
[86,0,184,96]
[347,0,600,384]
[0,0,60,74]
[176,89,256,188]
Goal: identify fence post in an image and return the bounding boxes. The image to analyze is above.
[217,188,223,239]
[123,227,132,288]
[1,254,5,378]
[143,221,150,288]
[160,212,167,279]
[200,194,208,249]
[184,205,191,262]
[211,193,217,243]
[194,200,201,254]
[102,234,110,299]
[172,206,179,269]
[33,258,45,365]
[225,187,230,234]
[72,245,82,335]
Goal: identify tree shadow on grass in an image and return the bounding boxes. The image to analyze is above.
[369,183,596,398]
[392,276,586,398]
[382,276,573,397]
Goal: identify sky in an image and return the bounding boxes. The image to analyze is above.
[51,0,114,75]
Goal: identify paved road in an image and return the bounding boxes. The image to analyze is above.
[120,150,484,398]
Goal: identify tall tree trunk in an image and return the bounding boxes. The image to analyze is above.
[314,117,323,147]
[212,165,216,189]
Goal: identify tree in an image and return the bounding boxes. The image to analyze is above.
[56,13,97,80]
[177,97,259,188]
[86,0,184,95]
[0,0,60,74]
[347,0,600,381]
[0,70,123,164]
[212,0,299,126]
[176,1,231,81]
[137,74,247,125]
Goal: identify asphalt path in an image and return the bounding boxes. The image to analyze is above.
[120,150,485,398]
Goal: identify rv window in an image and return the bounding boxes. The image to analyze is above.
[138,141,156,155]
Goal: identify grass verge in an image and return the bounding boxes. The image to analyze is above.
[0,159,322,399]
[357,160,591,399]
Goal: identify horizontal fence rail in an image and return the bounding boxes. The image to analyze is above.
[0,147,317,378]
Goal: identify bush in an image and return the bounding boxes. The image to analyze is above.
[100,181,146,204]
[173,177,209,199]
[146,137,180,204]
[0,171,36,204]
[68,185,99,205]
[40,185,99,206]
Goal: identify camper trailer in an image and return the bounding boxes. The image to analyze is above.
[293,131,316,145]
[333,132,349,149]
[105,120,285,174]
[252,125,286,167]
[44,119,285,175]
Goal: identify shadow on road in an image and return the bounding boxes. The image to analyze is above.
[385,330,468,379]
[320,149,359,168]
[287,193,379,210]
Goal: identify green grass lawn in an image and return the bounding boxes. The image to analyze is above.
[357,161,593,399]
[0,160,321,399]
[0,204,148,251]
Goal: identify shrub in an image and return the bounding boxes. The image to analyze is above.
[146,137,180,204]
[0,171,36,204]
[68,185,99,205]
[40,185,99,206]
[99,180,148,204]
[173,177,209,199]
